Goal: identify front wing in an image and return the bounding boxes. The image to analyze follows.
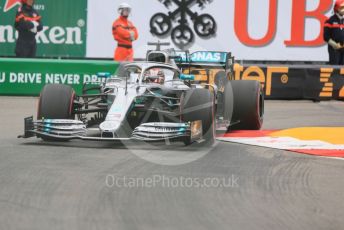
[18,117,203,143]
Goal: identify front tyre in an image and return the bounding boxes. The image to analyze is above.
[37,84,76,120]
[37,84,76,141]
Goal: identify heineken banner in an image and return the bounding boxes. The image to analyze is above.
[0,0,87,57]
[0,58,343,100]
[0,58,118,96]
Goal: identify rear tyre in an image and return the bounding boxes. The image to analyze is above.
[37,84,76,141]
[181,88,215,145]
[227,80,264,130]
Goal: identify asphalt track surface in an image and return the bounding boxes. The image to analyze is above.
[0,97,344,230]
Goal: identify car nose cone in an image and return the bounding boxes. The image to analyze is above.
[99,121,120,133]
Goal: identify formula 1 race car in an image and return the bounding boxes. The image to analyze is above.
[19,46,264,145]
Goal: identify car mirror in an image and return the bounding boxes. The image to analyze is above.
[180,74,195,81]
[97,72,112,78]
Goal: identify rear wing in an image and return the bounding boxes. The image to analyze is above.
[174,51,235,73]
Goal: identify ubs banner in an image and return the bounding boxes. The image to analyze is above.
[86,0,336,61]
[0,0,87,57]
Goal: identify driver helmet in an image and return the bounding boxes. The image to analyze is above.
[144,69,165,84]
[156,70,165,84]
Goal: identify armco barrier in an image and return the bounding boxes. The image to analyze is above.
[233,64,344,101]
[0,58,343,101]
[0,58,119,96]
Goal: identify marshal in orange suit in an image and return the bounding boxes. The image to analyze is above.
[112,3,138,61]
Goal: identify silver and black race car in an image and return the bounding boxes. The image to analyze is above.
[19,48,264,145]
